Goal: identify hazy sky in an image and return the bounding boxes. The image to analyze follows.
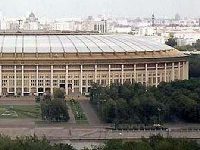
[0,0,199,18]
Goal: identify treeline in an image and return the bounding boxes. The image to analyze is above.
[90,79,200,125]
[189,54,200,78]
[0,135,199,150]
[99,135,200,150]
[0,135,75,150]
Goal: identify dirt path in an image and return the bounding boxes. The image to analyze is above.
[79,100,102,125]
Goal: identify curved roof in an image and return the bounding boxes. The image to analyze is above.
[0,34,173,53]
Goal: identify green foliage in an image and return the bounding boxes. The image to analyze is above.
[41,99,69,122]
[0,135,75,150]
[35,96,41,103]
[41,89,69,122]
[95,135,200,150]
[165,38,177,47]
[0,135,199,150]
[90,79,200,125]
[189,54,200,78]
[54,88,65,99]
[69,99,87,122]
[0,105,41,119]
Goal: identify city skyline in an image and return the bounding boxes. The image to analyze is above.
[0,0,199,19]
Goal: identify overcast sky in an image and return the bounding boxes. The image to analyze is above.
[0,0,199,19]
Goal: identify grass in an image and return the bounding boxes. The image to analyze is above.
[0,105,41,119]
[68,99,88,124]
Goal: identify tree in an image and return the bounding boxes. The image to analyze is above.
[90,79,200,125]
[41,99,69,122]
[53,88,65,99]
[165,38,177,47]
[41,89,69,122]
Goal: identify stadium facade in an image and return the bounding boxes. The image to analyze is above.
[0,33,188,96]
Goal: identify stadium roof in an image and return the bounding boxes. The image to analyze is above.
[0,34,173,53]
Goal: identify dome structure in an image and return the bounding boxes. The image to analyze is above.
[0,34,175,53]
[0,33,188,96]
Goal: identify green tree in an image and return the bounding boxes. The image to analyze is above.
[41,99,69,122]
[165,38,177,47]
[53,88,65,99]
[41,89,69,122]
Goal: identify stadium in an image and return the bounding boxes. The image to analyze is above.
[0,32,188,96]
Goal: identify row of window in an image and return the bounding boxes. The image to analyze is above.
[2,71,183,87]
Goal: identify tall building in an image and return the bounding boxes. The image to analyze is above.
[23,12,40,30]
[82,19,107,33]
[0,32,188,96]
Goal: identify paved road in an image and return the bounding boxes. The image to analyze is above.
[0,119,35,128]
[0,127,199,140]
[79,100,102,125]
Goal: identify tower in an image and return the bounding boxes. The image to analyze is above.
[152,14,155,27]
[17,19,23,29]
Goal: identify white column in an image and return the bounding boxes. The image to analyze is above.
[172,62,175,81]
[108,65,111,86]
[14,65,17,96]
[50,65,53,94]
[86,76,88,93]
[94,64,97,83]
[36,65,39,96]
[164,63,167,82]
[121,64,124,84]
[0,65,2,96]
[155,64,158,87]
[21,65,24,96]
[80,65,83,94]
[29,76,31,96]
[145,64,148,86]
[178,62,181,80]
[72,79,74,93]
[134,64,136,83]
[65,65,68,95]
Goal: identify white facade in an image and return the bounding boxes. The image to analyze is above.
[138,27,157,36]
[177,38,197,46]
[110,26,132,33]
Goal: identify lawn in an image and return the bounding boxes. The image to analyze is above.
[68,99,88,124]
[0,105,41,119]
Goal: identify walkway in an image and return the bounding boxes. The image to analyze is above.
[0,127,199,141]
[79,100,102,125]
[66,103,76,124]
